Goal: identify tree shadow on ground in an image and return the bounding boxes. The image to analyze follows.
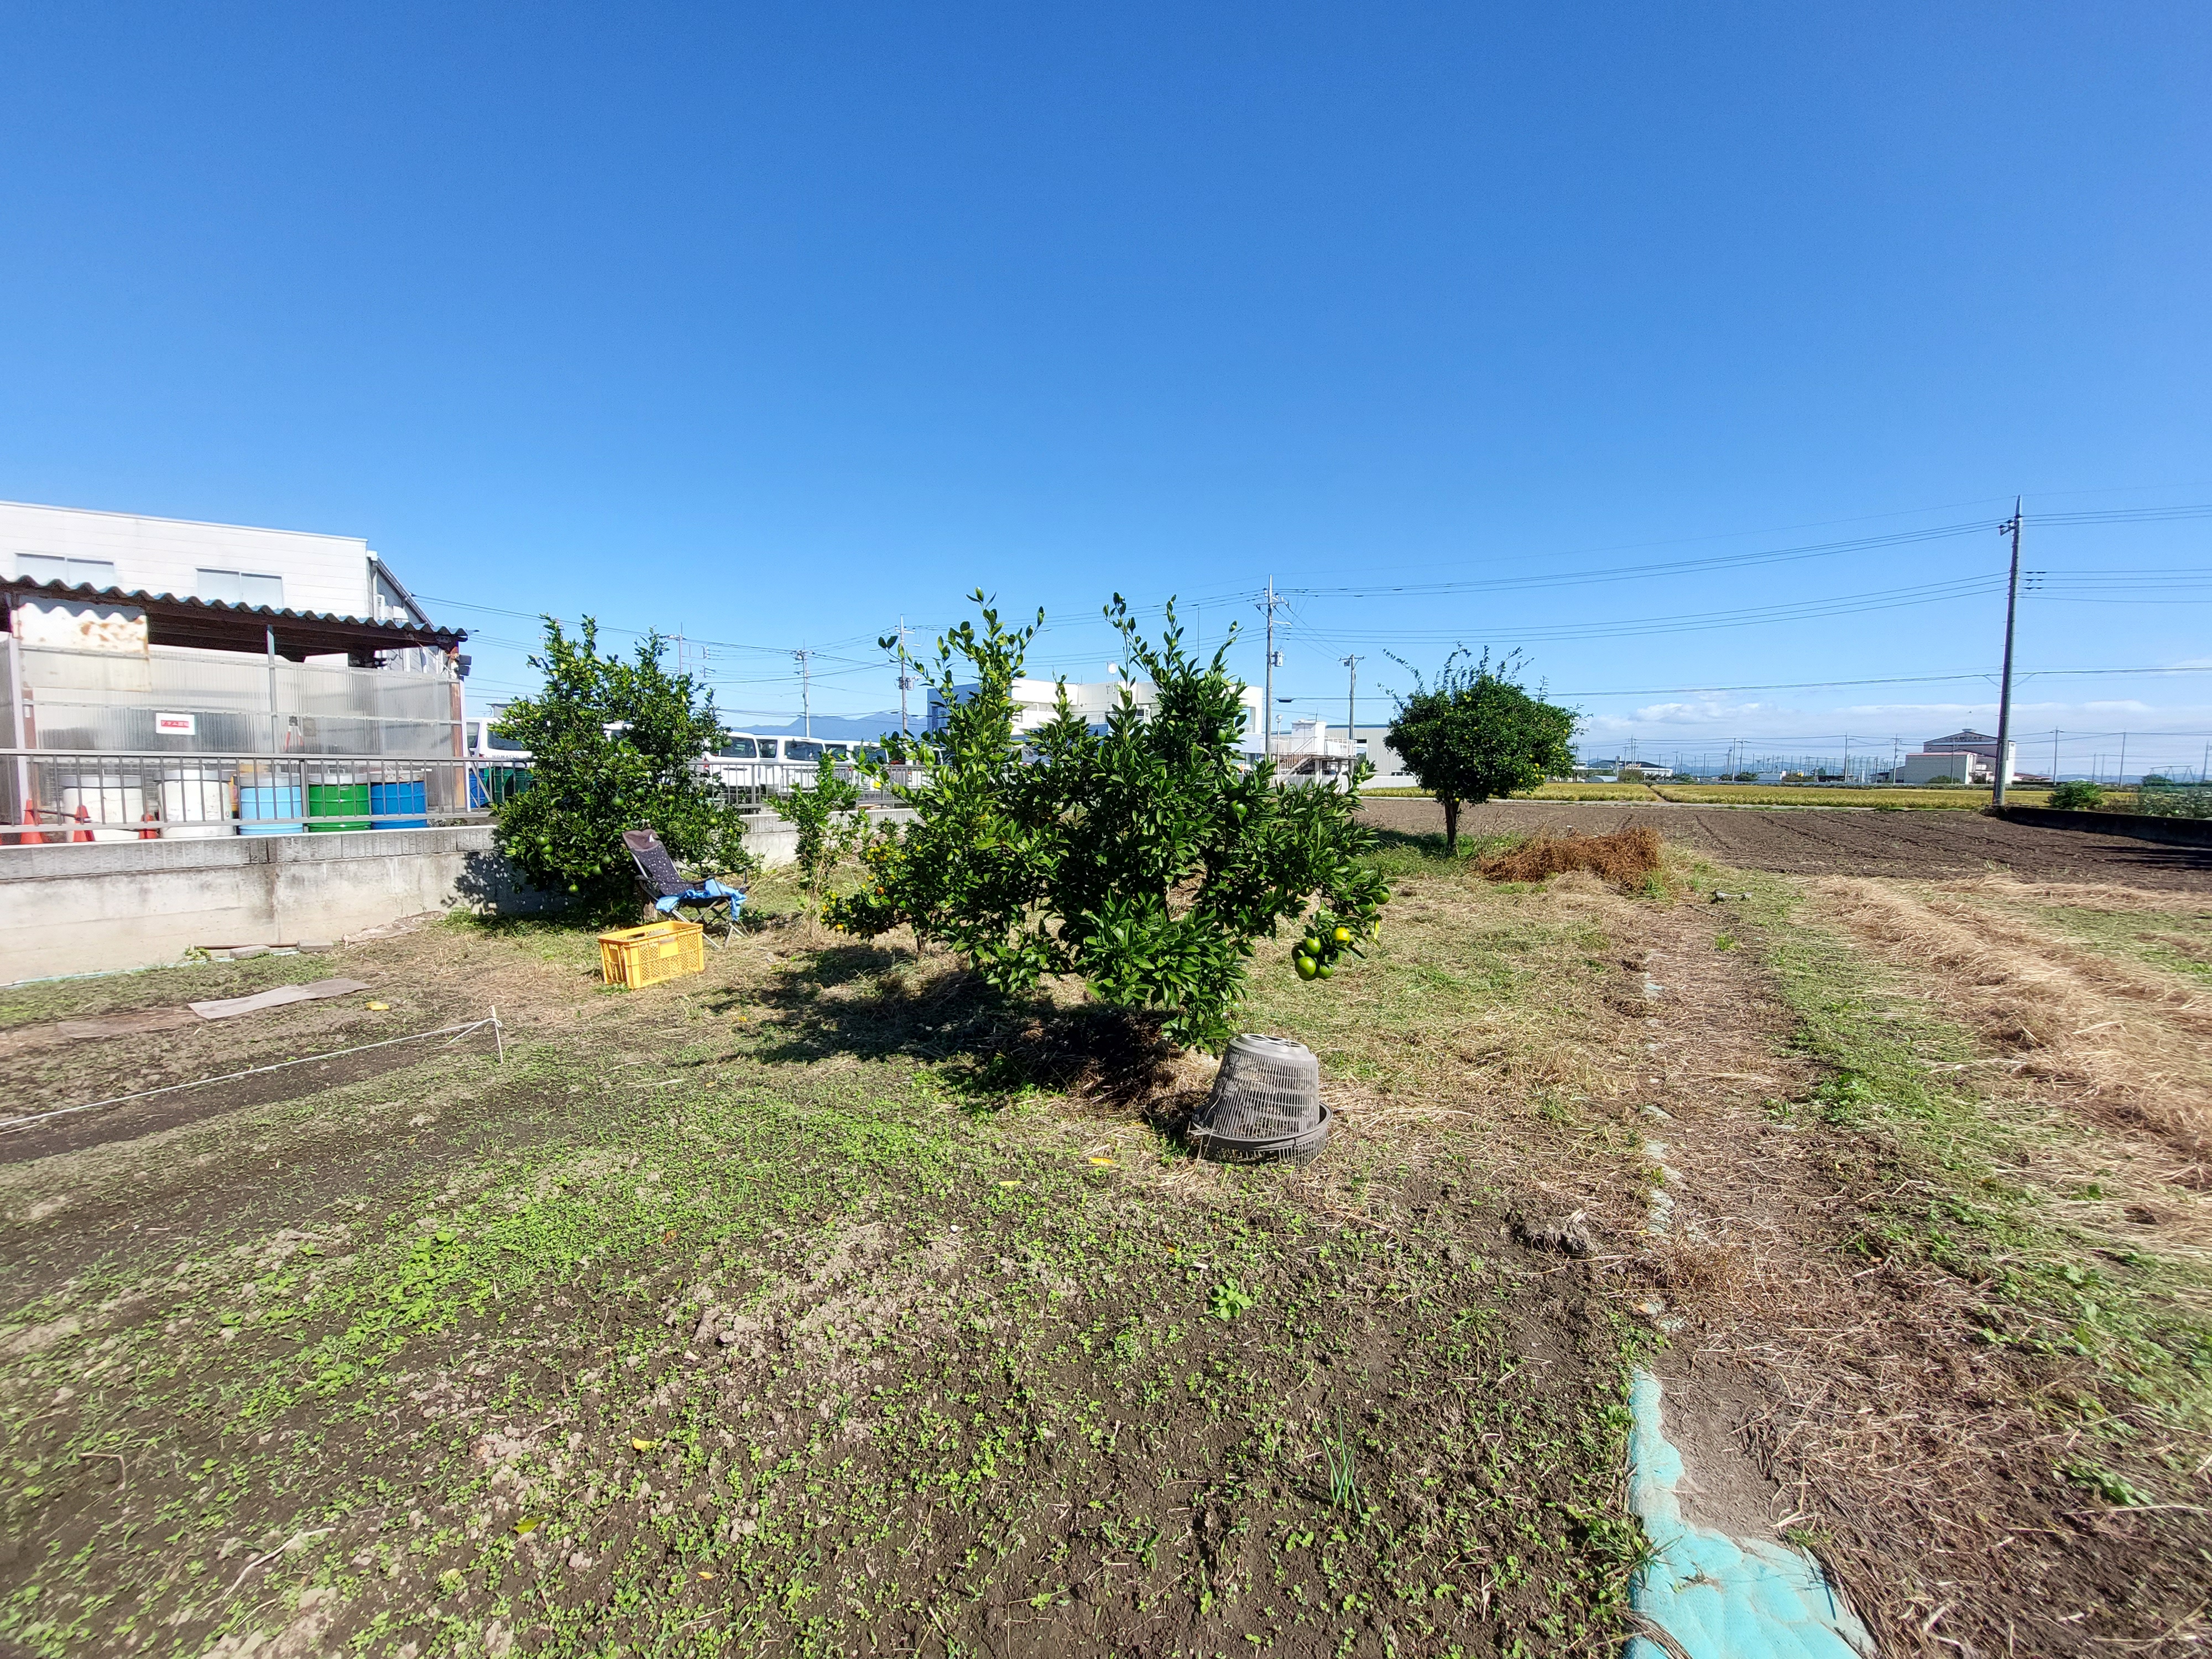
[1365,825,1524,863]
[706,944,1187,1117]
[452,849,577,918]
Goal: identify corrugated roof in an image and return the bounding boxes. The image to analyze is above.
[1,576,466,658]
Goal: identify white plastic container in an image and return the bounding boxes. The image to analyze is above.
[54,775,148,842]
[160,769,233,839]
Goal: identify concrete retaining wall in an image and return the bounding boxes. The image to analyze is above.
[0,826,557,982]
[0,806,924,982]
[1994,804,2212,848]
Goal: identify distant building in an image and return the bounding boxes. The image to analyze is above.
[1895,727,2015,786]
[1271,718,1358,781]
[1346,726,1413,786]
[1922,728,2001,763]
[930,676,1266,747]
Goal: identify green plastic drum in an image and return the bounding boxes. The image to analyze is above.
[306,782,371,832]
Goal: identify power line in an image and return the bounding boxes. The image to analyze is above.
[1291,573,2007,647]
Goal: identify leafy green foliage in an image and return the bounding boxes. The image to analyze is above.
[490,617,749,909]
[1323,1406,1361,1512]
[783,750,867,930]
[1384,649,1577,853]
[1207,1277,1256,1322]
[2049,780,2106,811]
[826,592,1390,1050]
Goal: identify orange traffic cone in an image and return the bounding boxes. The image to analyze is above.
[15,807,46,846]
[138,809,162,841]
[71,804,93,843]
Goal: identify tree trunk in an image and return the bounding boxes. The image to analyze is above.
[1442,795,1460,856]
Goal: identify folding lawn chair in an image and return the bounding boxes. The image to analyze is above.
[622,829,745,946]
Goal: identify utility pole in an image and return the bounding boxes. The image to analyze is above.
[2119,731,2128,788]
[2053,728,2061,782]
[1259,578,1286,760]
[894,618,911,740]
[794,649,812,739]
[1992,499,2023,807]
[1339,654,1361,780]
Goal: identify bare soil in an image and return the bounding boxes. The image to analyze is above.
[0,903,1645,1659]
[1363,796,2212,889]
[5,848,2209,1657]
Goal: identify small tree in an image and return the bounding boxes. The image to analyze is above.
[2049,780,2105,811]
[826,593,1389,1050]
[1384,650,1576,855]
[491,618,749,910]
[782,750,867,932]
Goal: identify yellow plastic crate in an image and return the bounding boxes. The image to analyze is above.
[597,920,706,988]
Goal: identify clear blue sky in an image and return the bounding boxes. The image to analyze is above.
[4,4,2209,776]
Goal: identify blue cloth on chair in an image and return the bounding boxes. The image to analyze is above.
[655,878,744,915]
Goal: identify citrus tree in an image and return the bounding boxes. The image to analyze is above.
[1385,649,1577,854]
[781,749,867,932]
[825,593,1389,1050]
[491,617,749,909]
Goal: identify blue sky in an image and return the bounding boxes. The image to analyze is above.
[4,3,2209,776]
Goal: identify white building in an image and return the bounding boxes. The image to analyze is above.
[1,499,435,629]
[1893,728,2015,786]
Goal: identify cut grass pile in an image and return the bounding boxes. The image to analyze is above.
[1477,826,1663,890]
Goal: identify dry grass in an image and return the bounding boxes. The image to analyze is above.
[1585,877,2212,1655]
[1478,824,1664,888]
[1812,875,2212,1167]
[1524,782,1663,801]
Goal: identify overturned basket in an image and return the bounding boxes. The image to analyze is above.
[1187,1034,1331,1165]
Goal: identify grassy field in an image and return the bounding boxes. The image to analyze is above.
[3,839,2207,1656]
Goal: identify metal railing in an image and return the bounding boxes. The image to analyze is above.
[0,750,928,846]
[704,760,924,807]
[0,750,512,844]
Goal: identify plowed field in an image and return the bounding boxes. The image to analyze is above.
[1360,797,2212,889]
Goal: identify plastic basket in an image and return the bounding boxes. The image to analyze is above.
[1187,1034,1330,1165]
[597,920,706,989]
